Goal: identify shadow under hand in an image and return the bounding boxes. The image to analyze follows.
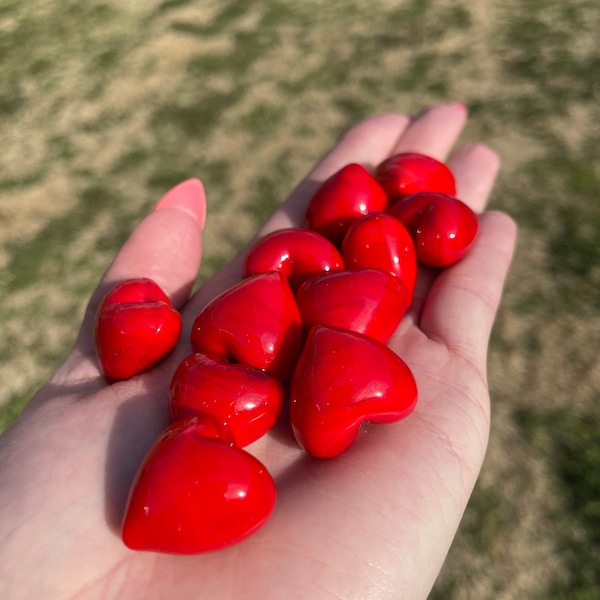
[103,379,171,535]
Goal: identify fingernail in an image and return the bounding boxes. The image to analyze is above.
[153,179,207,230]
[451,101,468,113]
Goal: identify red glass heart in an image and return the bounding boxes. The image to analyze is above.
[341,213,417,298]
[375,152,456,200]
[190,271,303,381]
[290,325,418,458]
[295,269,409,343]
[121,417,276,554]
[94,278,181,381]
[242,228,344,291]
[389,192,479,267]
[305,163,389,246]
[169,353,285,448]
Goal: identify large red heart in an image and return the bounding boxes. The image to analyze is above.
[295,269,409,343]
[389,192,479,267]
[169,353,285,448]
[341,213,417,298]
[191,271,303,381]
[122,417,276,554]
[94,278,181,381]
[305,163,389,246]
[375,152,456,200]
[242,227,344,291]
[290,325,418,458]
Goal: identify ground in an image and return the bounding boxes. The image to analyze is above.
[1,1,599,597]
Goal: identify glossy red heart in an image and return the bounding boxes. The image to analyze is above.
[94,278,181,381]
[305,163,389,246]
[242,228,344,291]
[389,192,479,267]
[341,213,417,298]
[290,325,418,458]
[375,152,456,200]
[295,269,409,343]
[122,417,276,554]
[169,353,285,448]
[191,271,303,381]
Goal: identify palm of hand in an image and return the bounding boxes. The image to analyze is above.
[0,104,515,600]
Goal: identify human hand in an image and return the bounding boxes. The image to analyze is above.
[0,103,516,600]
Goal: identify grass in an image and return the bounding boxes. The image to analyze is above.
[0,0,599,597]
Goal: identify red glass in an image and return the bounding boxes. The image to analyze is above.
[305,163,389,246]
[290,325,418,459]
[375,152,456,200]
[341,213,417,298]
[296,269,409,343]
[390,192,479,267]
[191,271,303,381]
[169,353,285,448]
[242,228,344,291]
[122,417,276,554]
[94,278,181,381]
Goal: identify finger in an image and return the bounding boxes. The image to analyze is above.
[389,102,468,160]
[371,103,473,328]
[62,179,206,379]
[259,112,412,234]
[400,141,502,328]
[272,103,469,235]
[448,143,501,213]
[418,211,517,368]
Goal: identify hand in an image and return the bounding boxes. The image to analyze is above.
[0,103,516,600]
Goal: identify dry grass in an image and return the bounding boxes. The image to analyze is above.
[1,0,599,597]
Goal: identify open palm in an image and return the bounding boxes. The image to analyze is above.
[0,104,516,600]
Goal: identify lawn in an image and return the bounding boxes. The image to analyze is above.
[1,1,599,597]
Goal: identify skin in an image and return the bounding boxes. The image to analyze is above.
[0,103,517,600]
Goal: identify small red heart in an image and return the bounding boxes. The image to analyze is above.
[296,269,409,343]
[94,278,181,381]
[191,272,303,381]
[341,213,417,298]
[389,192,479,267]
[290,325,418,458]
[242,227,344,291]
[375,152,456,200]
[122,417,276,554]
[305,163,389,246]
[169,353,285,448]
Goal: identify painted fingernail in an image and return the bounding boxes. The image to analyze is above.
[451,101,468,113]
[154,179,207,230]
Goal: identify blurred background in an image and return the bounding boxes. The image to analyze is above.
[0,1,598,597]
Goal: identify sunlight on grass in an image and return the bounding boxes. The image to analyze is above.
[0,0,599,596]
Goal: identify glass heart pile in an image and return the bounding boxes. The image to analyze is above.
[94,152,479,554]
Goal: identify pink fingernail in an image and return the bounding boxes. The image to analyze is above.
[153,179,207,230]
[451,101,468,113]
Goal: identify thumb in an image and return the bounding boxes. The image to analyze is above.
[61,179,206,382]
